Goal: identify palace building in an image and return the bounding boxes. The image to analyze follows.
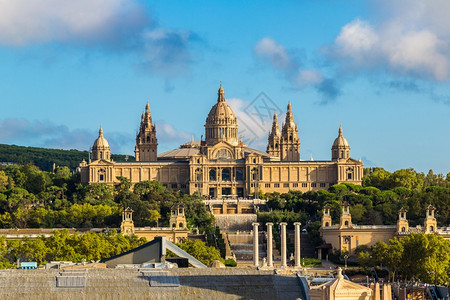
[80,84,364,197]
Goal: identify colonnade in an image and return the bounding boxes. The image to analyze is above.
[252,222,302,268]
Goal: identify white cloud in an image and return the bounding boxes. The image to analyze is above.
[254,37,340,102]
[330,1,450,81]
[154,120,193,150]
[254,37,293,70]
[0,1,199,77]
[0,0,149,46]
[294,69,323,85]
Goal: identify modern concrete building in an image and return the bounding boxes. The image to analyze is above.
[80,84,364,198]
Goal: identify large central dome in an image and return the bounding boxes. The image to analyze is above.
[205,83,238,146]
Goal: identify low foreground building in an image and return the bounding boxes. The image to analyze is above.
[319,203,450,256]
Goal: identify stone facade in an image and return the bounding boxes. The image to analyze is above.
[320,204,450,256]
[80,84,364,197]
[120,206,189,243]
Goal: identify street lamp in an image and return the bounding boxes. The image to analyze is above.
[344,255,349,269]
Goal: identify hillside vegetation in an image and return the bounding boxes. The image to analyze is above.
[0,144,134,171]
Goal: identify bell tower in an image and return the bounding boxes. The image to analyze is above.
[169,205,187,230]
[397,207,409,233]
[424,204,437,233]
[267,113,281,158]
[280,101,300,161]
[120,207,135,236]
[322,204,332,228]
[339,202,352,228]
[135,101,158,161]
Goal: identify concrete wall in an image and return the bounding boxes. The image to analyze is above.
[0,268,303,300]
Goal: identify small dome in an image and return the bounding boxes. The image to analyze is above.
[332,125,349,148]
[208,260,226,268]
[93,126,110,148]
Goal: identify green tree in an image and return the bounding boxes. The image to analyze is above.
[373,240,403,282]
[357,251,374,273]
[0,171,9,191]
[176,239,223,265]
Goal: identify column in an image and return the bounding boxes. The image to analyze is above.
[266,222,273,267]
[252,222,259,267]
[294,222,301,267]
[280,222,287,267]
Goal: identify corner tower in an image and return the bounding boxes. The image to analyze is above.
[267,113,281,158]
[280,101,300,161]
[424,204,437,233]
[92,126,111,161]
[135,101,158,161]
[204,83,239,146]
[340,202,352,228]
[322,204,332,227]
[397,207,409,233]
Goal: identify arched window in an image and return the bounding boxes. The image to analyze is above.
[209,169,216,181]
[430,226,434,232]
[222,168,230,181]
[340,151,344,158]
[289,135,293,142]
[179,222,184,228]
[325,222,329,227]
[275,143,278,149]
[195,168,202,181]
[172,223,176,228]
[344,221,349,227]
[147,136,150,142]
[401,227,406,232]
[100,152,103,159]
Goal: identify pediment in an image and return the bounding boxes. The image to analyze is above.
[89,159,115,166]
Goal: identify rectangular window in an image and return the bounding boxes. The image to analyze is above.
[302,183,307,187]
[163,184,168,188]
[320,183,326,187]
[347,173,352,180]
[237,188,244,198]
[222,187,231,195]
[265,183,270,188]
[274,183,280,188]
[180,184,186,189]
[171,184,177,188]
[293,183,298,188]
[99,174,104,181]
[236,169,244,181]
[283,183,289,188]
[311,183,317,187]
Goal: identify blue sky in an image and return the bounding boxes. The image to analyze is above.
[0,0,449,175]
